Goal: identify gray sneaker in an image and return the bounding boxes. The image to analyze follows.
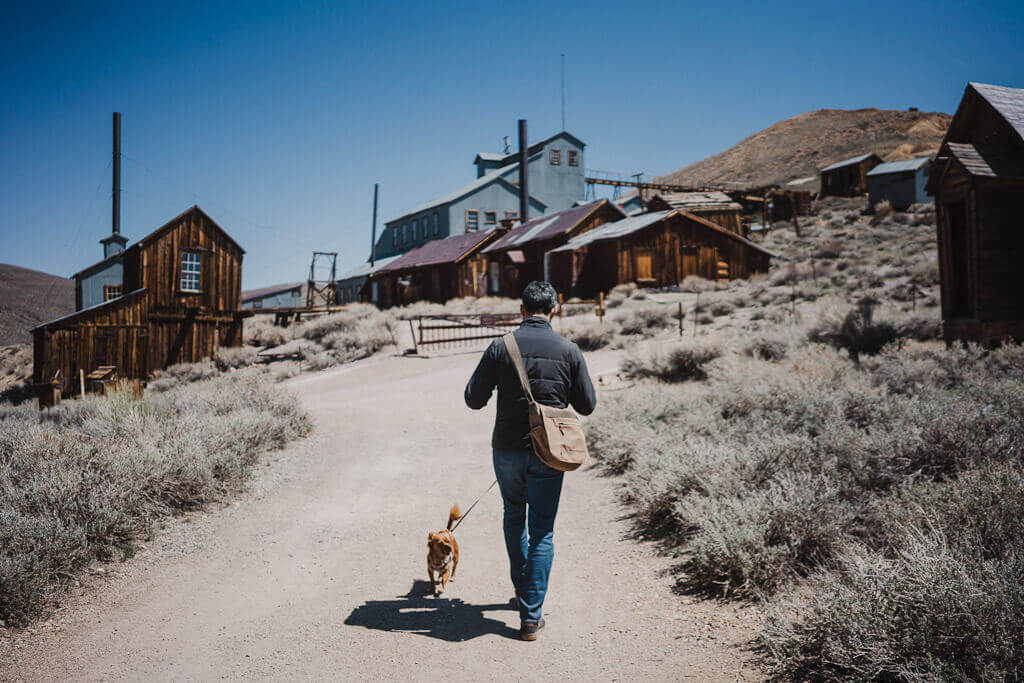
[519,618,545,641]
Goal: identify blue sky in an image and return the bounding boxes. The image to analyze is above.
[2,0,1022,289]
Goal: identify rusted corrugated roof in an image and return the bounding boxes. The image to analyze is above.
[947,143,1024,178]
[652,191,742,212]
[377,230,497,272]
[481,200,622,254]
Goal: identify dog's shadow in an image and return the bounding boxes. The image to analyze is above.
[345,580,518,642]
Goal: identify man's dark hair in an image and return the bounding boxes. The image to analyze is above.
[522,281,558,315]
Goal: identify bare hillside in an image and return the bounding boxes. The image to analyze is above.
[658,108,950,189]
[0,263,75,345]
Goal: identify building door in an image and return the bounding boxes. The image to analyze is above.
[635,247,654,281]
[680,245,698,279]
[947,201,970,318]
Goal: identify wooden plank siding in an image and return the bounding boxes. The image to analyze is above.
[548,211,773,297]
[34,206,246,393]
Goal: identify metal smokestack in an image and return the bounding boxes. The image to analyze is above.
[518,119,528,223]
[112,112,121,235]
[370,183,379,267]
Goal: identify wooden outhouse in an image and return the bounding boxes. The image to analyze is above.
[33,206,247,393]
[545,210,774,297]
[866,157,932,209]
[368,229,502,307]
[928,82,1024,343]
[480,199,624,297]
[819,153,883,197]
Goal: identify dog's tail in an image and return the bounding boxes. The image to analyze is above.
[446,503,462,531]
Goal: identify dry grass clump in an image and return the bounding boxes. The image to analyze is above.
[214,345,259,370]
[612,307,672,337]
[560,318,614,351]
[390,296,520,320]
[0,344,33,404]
[621,338,723,382]
[588,331,1024,677]
[808,297,898,361]
[148,359,219,392]
[0,375,311,624]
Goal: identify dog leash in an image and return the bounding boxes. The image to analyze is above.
[450,479,498,532]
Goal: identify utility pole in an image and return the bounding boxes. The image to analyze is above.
[518,119,529,222]
[632,172,645,211]
[370,183,379,267]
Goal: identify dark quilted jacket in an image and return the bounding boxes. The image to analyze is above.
[464,316,597,450]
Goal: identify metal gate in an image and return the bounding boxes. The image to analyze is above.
[410,313,520,352]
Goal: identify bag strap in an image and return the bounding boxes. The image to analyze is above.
[502,332,535,403]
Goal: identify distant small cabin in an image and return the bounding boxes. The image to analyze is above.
[368,230,502,307]
[867,157,932,209]
[545,210,774,297]
[480,200,624,298]
[33,206,246,394]
[819,153,883,197]
[928,81,1024,344]
[241,282,305,310]
[645,192,744,234]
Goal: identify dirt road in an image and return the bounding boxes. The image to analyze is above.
[2,345,761,681]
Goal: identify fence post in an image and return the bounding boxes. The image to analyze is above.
[678,302,683,337]
[598,291,605,325]
[558,293,564,320]
[409,319,418,354]
[694,292,700,336]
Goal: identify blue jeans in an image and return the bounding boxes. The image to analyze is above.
[492,448,564,623]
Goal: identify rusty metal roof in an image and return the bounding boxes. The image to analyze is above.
[376,230,498,273]
[481,200,622,254]
[651,191,742,212]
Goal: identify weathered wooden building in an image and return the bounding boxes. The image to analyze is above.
[645,192,744,234]
[368,229,502,307]
[867,156,932,209]
[928,81,1024,344]
[819,152,883,196]
[241,282,305,310]
[546,210,774,296]
[480,199,624,297]
[33,206,246,390]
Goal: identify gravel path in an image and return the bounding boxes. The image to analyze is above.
[2,344,762,681]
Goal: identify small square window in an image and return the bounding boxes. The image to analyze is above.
[550,148,561,165]
[484,211,497,226]
[505,211,518,221]
[466,210,479,231]
[103,284,123,301]
[180,251,201,292]
[567,150,579,167]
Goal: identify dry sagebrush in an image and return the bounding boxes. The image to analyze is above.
[0,375,311,624]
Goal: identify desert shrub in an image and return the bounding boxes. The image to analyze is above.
[148,360,219,392]
[245,317,291,347]
[0,374,310,623]
[809,297,898,361]
[214,345,259,371]
[873,199,893,220]
[319,311,395,363]
[269,361,301,381]
[679,275,715,293]
[709,300,735,317]
[613,307,671,337]
[561,319,613,351]
[742,326,802,361]
[0,344,33,404]
[895,312,942,341]
[814,239,843,259]
[621,339,722,382]
[302,350,338,371]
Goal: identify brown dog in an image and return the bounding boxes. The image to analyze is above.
[427,504,461,595]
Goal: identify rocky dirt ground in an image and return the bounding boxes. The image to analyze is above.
[1,341,762,682]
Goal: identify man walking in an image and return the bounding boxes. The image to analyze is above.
[464,281,597,641]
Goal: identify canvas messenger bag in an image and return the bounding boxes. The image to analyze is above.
[502,332,589,472]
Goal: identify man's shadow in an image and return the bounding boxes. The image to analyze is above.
[345,580,519,642]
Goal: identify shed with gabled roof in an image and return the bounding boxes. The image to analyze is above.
[480,200,624,297]
[545,210,774,296]
[645,191,744,234]
[368,229,503,307]
[866,156,933,209]
[819,152,883,197]
[927,81,1024,344]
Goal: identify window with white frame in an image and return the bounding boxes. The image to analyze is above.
[485,211,497,226]
[550,148,561,165]
[180,251,202,292]
[103,284,123,301]
[567,149,578,166]
[466,210,479,231]
[432,213,439,235]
